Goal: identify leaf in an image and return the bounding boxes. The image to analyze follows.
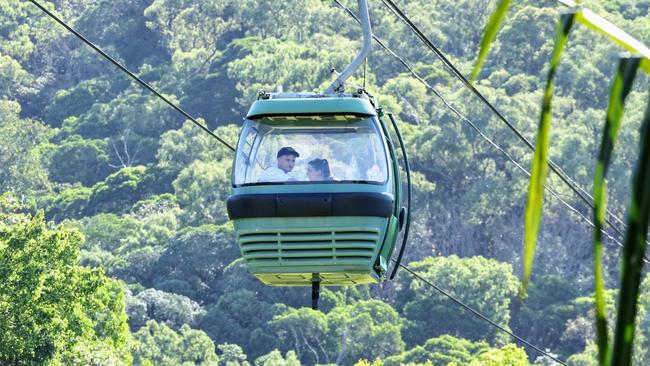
[470,0,511,81]
[592,56,640,366]
[521,11,575,300]
[574,9,650,74]
[610,90,650,366]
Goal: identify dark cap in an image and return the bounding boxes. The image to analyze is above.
[277,146,300,158]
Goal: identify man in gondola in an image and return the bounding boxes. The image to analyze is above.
[258,146,300,182]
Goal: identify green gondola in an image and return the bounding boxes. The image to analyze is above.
[226,0,411,309]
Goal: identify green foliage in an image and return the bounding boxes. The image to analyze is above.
[466,344,528,365]
[384,335,489,366]
[510,275,579,358]
[217,343,251,366]
[485,6,558,77]
[477,2,650,364]
[0,100,53,194]
[152,222,238,301]
[131,320,218,366]
[45,135,112,186]
[270,300,405,365]
[173,159,232,225]
[126,288,205,331]
[44,78,114,127]
[90,166,147,214]
[156,121,237,175]
[0,206,130,365]
[0,54,32,98]
[327,300,405,365]
[9,0,650,363]
[226,36,356,108]
[201,289,283,359]
[74,0,168,69]
[107,200,180,284]
[396,256,519,346]
[41,184,93,222]
[75,213,140,252]
[567,343,598,366]
[254,350,301,366]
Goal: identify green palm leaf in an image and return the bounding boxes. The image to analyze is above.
[470,0,511,81]
[610,90,650,366]
[593,55,640,366]
[522,11,575,299]
[575,10,650,74]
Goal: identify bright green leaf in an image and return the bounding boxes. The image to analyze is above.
[592,55,640,366]
[471,0,511,81]
[522,11,575,299]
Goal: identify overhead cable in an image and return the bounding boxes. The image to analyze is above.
[332,0,635,261]
[28,0,236,152]
[397,262,568,365]
[379,0,634,247]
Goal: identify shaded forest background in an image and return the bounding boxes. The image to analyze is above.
[1,0,650,364]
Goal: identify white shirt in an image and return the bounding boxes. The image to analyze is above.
[258,165,291,182]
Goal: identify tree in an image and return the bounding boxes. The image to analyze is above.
[201,289,283,359]
[71,212,139,268]
[327,300,405,365]
[0,54,32,99]
[467,344,529,366]
[269,300,405,365]
[0,204,130,365]
[126,288,205,331]
[0,100,53,195]
[45,135,112,186]
[510,275,579,358]
[384,335,489,366]
[131,320,218,366]
[172,159,232,225]
[269,307,330,365]
[217,343,252,366]
[152,222,239,301]
[41,184,93,222]
[73,213,139,253]
[395,256,520,346]
[89,165,147,214]
[254,350,301,366]
[43,78,114,128]
[225,36,357,109]
[74,0,168,69]
[156,122,238,176]
[58,93,182,167]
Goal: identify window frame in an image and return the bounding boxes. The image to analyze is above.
[231,115,391,188]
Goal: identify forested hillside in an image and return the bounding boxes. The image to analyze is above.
[1,0,649,364]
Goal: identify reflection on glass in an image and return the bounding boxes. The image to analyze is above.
[233,116,388,186]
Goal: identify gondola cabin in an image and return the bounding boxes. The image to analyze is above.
[227,92,404,287]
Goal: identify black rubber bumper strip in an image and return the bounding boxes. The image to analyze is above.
[227,192,394,219]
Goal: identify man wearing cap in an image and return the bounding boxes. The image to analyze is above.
[258,146,300,182]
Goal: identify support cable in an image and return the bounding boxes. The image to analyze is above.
[397,261,567,365]
[380,0,632,246]
[332,0,636,261]
[28,0,236,152]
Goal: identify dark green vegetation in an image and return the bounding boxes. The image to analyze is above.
[474,2,650,365]
[1,0,649,365]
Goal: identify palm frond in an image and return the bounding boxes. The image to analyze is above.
[593,55,640,366]
[522,11,576,299]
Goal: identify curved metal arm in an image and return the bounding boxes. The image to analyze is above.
[325,0,372,94]
[388,113,412,280]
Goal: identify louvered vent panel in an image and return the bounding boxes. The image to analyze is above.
[239,229,379,265]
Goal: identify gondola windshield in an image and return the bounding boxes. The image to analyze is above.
[232,115,389,186]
